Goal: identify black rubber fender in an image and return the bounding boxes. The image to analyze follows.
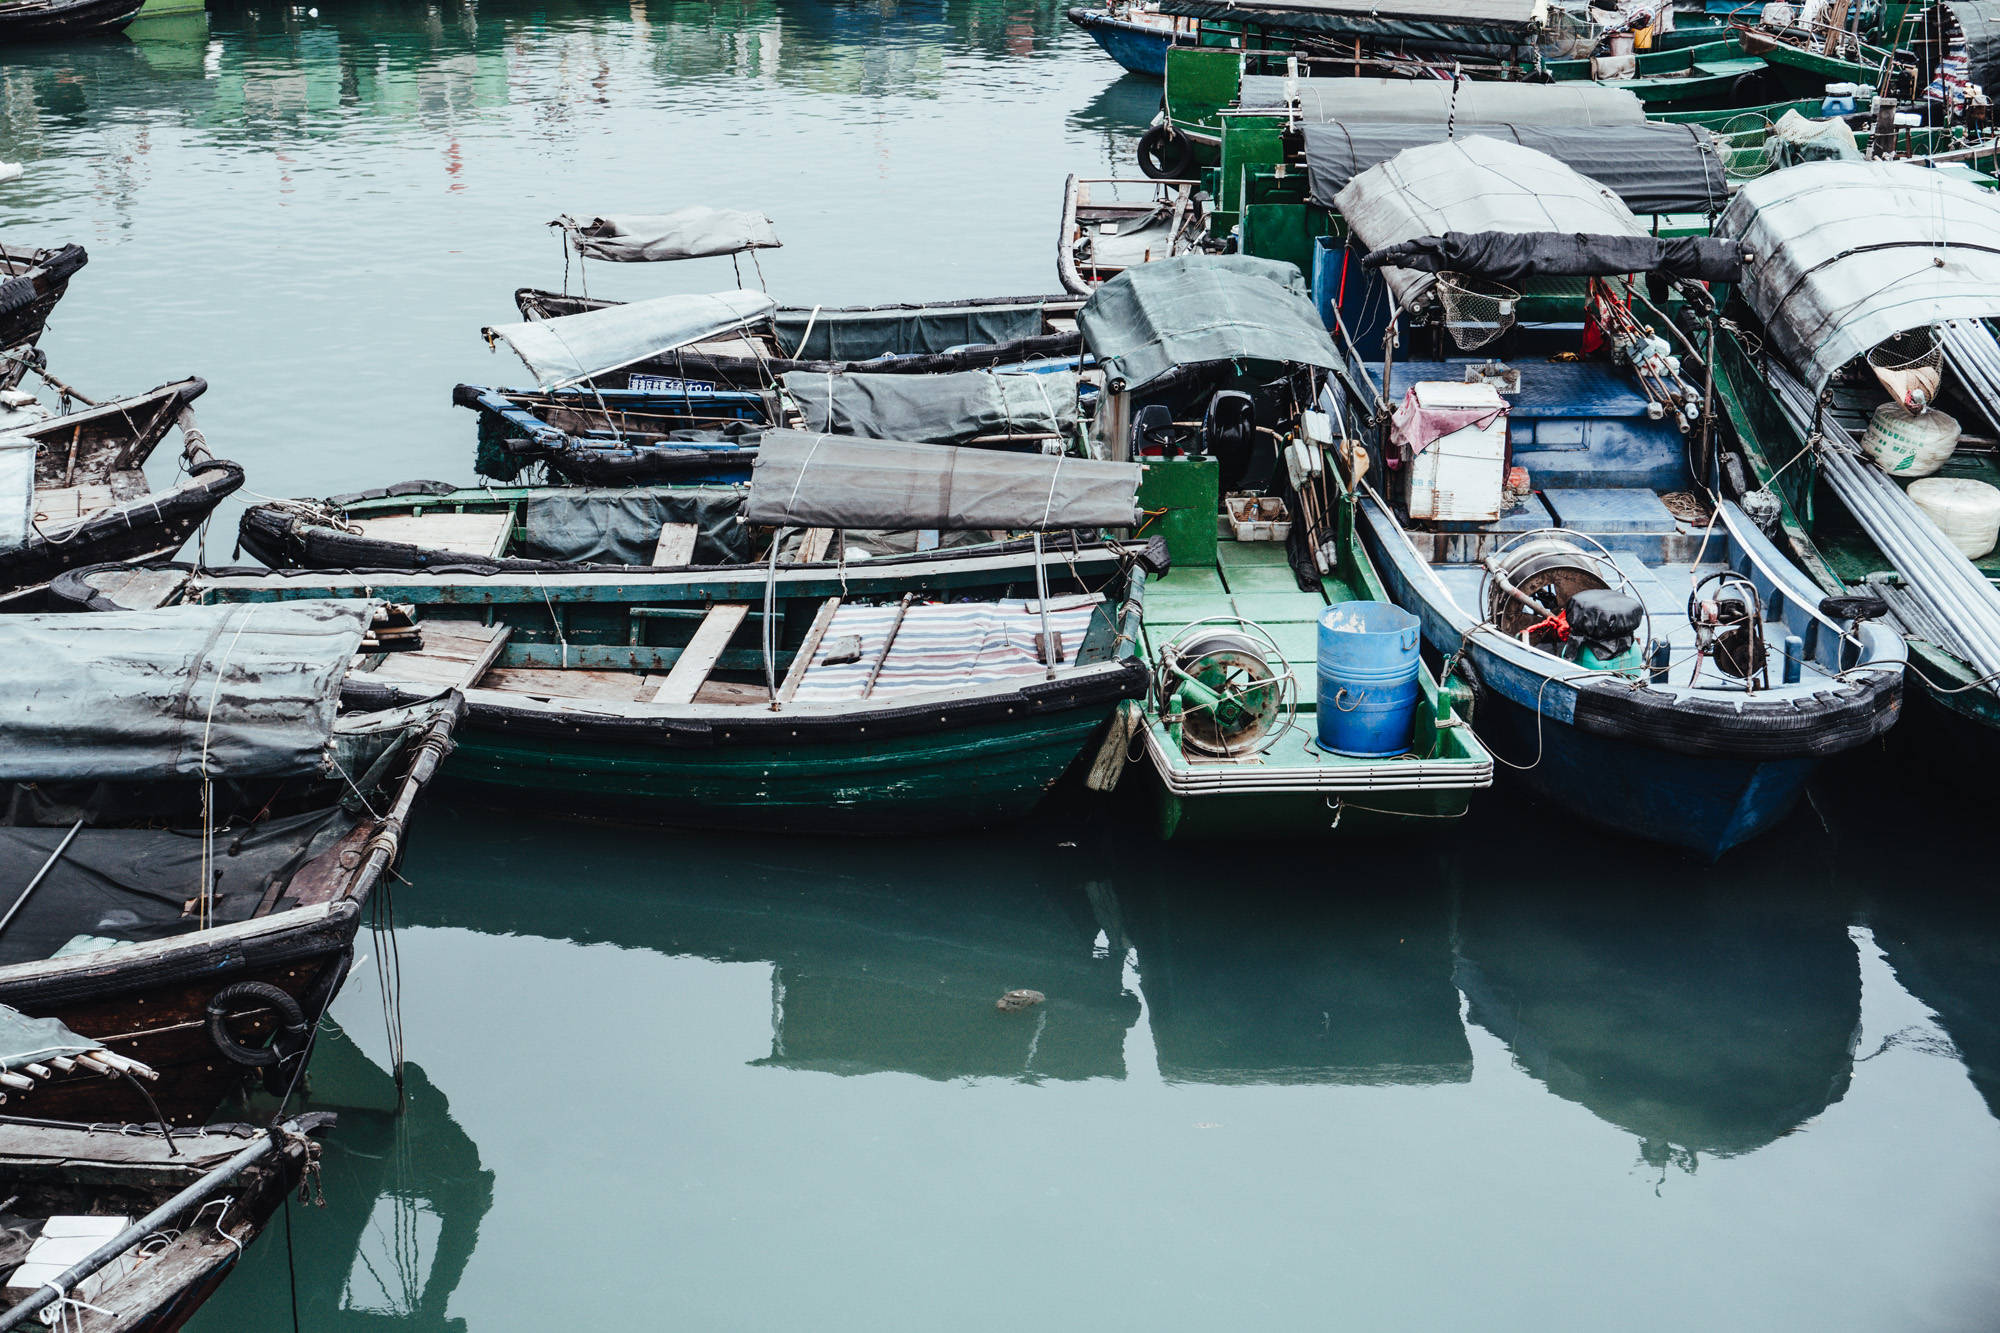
[1137,124,1195,181]
[205,981,310,1069]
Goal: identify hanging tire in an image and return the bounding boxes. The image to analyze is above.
[1138,124,1195,181]
[205,982,309,1069]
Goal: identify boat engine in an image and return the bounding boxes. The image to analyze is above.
[1688,571,1769,689]
[1157,620,1296,758]
[1481,535,1647,670]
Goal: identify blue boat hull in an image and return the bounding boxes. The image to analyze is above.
[1067,8,1173,77]
[1354,506,1865,860]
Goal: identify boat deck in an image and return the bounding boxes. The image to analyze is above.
[1139,536,1486,789]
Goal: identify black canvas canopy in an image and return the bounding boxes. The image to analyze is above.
[1160,0,1546,46]
[1304,122,1728,217]
[1363,232,1746,283]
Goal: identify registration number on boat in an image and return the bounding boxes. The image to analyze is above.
[629,374,717,395]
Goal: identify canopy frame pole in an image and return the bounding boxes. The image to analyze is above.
[0,820,83,939]
[1034,531,1057,680]
[762,527,787,701]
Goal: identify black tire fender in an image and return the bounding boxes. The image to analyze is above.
[1138,124,1195,181]
[205,981,309,1069]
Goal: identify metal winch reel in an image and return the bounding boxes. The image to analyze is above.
[1155,618,1297,758]
[1479,530,1652,659]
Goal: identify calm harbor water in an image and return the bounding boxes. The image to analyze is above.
[5,4,2000,1329]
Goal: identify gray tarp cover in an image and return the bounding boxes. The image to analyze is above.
[0,601,374,782]
[486,290,779,390]
[1303,121,1727,216]
[774,302,1048,361]
[1162,0,1545,43]
[744,430,1141,531]
[1078,255,1339,389]
[781,369,1080,444]
[1239,77,1644,127]
[1364,231,1745,283]
[1335,136,1643,304]
[1952,0,2000,97]
[1719,161,2000,390]
[522,486,750,565]
[557,207,781,262]
[0,1005,98,1069]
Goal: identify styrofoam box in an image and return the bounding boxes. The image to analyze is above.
[1406,382,1509,523]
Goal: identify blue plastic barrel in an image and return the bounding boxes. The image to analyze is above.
[1317,602,1421,758]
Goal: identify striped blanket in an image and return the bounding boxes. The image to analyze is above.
[789,595,1107,704]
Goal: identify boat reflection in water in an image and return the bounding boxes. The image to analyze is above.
[189,1029,493,1331]
[1452,811,1864,1169]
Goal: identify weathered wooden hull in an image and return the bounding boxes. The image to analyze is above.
[0,244,87,353]
[1154,782,1473,839]
[0,460,242,611]
[0,0,145,40]
[438,703,1120,832]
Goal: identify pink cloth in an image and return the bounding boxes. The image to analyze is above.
[1392,387,1507,452]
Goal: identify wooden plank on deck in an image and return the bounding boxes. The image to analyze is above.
[351,511,513,557]
[652,522,699,566]
[649,603,749,705]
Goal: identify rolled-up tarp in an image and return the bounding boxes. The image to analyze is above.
[485,289,779,390]
[1304,121,1728,216]
[1078,254,1340,390]
[744,430,1141,532]
[1240,76,1645,127]
[1719,160,2000,390]
[1335,136,1644,305]
[0,600,376,781]
[781,368,1079,444]
[555,207,782,262]
[1364,231,1746,283]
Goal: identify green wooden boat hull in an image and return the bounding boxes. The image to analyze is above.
[1154,783,1472,839]
[441,706,1116,833]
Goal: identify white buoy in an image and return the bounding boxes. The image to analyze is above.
[0,163,21,184]
[1860,402,1961,478]
[1908,476,2000,560]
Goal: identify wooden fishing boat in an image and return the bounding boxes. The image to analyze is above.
[1066,3,1197,77]
[1076,254,1493,836]
[510,209,1085,390]
[0,601,459,1124]
[65,438,1156,834]
[1708,161,2000,755]
[455,383,768,485]
[511,289,1086,391]
[0,245,86,361]
[1059,175,1209,294]
[1326,139,1904,857]
[238,478,1029,575]
[0,0,145,41]
[0,1115,326,1332]
[0,379,243,611]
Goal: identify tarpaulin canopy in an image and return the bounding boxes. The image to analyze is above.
[555,207,782,262]
[0,601,374,782]
[485,289,778,390]
[1949,0,2000,96]
[1718,161,2000,390]
[1078,254,1340,390]
[744,430,1141,531]
[520,487,751,566]
[774,301,1050,361]
[1303,121,1727,216]
[1161,0,1546,45]
[781,368,1079,444]
[1364,231,1745,283]
[1334,136,1644,304]
[1239,76,1644,127]
[0,1006,99,1071]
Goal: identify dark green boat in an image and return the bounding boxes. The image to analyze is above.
[62,435,1158,834]
[1708,159,2000,751]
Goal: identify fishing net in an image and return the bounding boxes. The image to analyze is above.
[1434,273,1519,351]
[1867,325,1944,410]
